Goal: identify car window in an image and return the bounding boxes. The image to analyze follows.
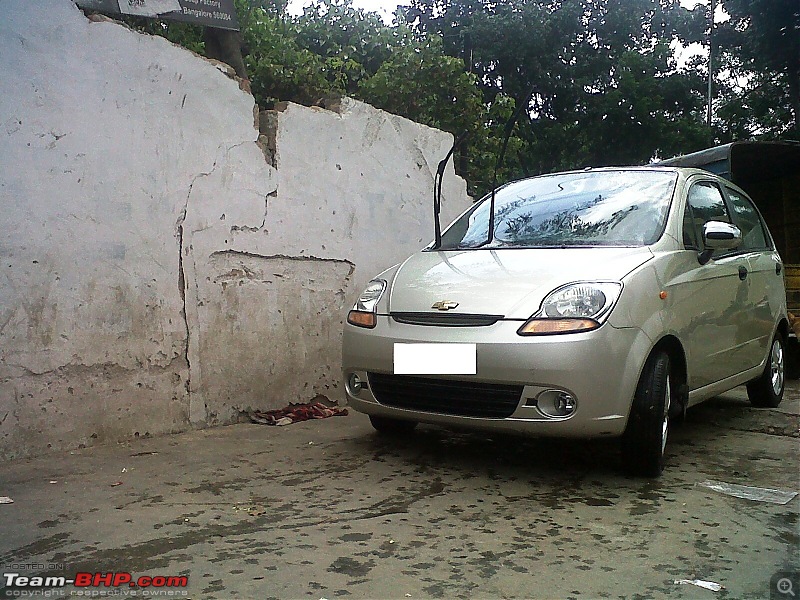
[437,170,677,249]
[726,187,769,251]
[684,181,732,257]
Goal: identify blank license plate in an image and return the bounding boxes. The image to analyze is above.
[393,343,477,375]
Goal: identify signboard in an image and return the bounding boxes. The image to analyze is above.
[76,0,240,31]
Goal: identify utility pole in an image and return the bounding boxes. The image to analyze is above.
[707,0,715,127]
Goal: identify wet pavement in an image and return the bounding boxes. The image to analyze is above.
[1,382,798,600]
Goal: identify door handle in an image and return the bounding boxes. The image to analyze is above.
[738,266,748,280]
[777,263,783,275]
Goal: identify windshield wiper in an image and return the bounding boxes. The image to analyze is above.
[479,85,535,248]
[432,130,469,250]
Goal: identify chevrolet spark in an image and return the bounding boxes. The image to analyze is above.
[342,167,788,476]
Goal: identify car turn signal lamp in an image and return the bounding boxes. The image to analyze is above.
[347,310,377,328]
[517,318,600,335]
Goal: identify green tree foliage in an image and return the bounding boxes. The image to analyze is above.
[115,16,205,54]
[405,0,714,181]
[239,4,331,106]
[357,33,479,132]
[236,0,493,194]
[357,33,491,193]
[295,0,397,94]
[238,0,480,112]
[115,0,792,197]
[714,0,800,139]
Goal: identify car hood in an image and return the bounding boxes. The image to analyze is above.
[387,247,653,319]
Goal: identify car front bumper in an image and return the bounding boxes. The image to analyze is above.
[342,317,652,438]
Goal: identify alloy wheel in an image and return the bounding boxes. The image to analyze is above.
[771,339,784,396]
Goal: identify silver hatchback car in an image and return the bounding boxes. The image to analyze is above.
[342,167,789,476]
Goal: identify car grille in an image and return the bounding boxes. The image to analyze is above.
[390,312,503,327]
[367,373,523,418]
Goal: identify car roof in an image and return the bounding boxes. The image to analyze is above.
[504,165,722,185]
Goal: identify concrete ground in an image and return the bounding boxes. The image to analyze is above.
[1,383,798,600]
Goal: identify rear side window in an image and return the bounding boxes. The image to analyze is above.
[726,188,769,251]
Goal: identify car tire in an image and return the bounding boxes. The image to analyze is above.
[621,351,672,478]
[369,415,417,435]
[747,333,785,408]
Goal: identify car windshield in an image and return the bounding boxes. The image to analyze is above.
[436,170,678,249]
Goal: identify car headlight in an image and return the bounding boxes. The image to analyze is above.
[517,282,622,335]
[347,279,387,328]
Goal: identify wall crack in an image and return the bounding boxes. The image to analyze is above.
[230,190,276,233]
[210,249,355,271]
[177,140,246,418]
[178,140,254,425]
[176,205,190,402]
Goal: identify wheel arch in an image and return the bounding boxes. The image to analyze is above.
[651,335,687,385]
[744,318,789,386]
[650,334,689,414]
[622,333,688,423]
[777,317,790,344]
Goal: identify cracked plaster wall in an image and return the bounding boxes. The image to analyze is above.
[0,0,274,458]
[191,98,471,424]
[0,0,470,459]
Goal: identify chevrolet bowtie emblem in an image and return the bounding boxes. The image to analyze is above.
[431,300,459,311]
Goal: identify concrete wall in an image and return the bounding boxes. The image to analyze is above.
[0,0,470,459]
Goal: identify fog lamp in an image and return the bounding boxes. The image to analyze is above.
[347,373,363,395]
[536,390,577,418]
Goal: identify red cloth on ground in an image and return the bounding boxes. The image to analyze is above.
[249,401,348,425]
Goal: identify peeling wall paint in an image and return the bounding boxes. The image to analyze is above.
[185,98,471,425]
[0,0,470,459]
[256,97,470,294]
[198,251,355,423]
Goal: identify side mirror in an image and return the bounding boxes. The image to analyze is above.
[698,221,741,265]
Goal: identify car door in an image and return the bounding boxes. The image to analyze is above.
[674,179,753,388]
[723,185,782,367]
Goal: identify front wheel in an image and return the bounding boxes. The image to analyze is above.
[621,351,672,477]
[747,334,785,408]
